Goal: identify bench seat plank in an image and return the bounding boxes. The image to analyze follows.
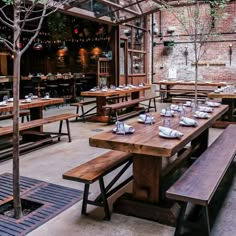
[103,97,150,110]
[167,124,236,206]
[63,150,132,184]
[0,113,76,136]
[63,150,133,220]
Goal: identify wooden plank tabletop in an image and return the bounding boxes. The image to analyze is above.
[0,98,64,113]
[154,80,231,87]
[208,92,236,99]
[81,85,151,97]
[89,105,228,157]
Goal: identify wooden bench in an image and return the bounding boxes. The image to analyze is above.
[103,96,158,124]
[0,113,77,142]
[106,95,129,104]
[71,100,97,121]
[156,89,212,102]
[0,110,30,123]
[166,124,236,236]
[71,95,129,121]
[63,150,133,220]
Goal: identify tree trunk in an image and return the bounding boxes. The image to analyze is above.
[194,1,199,108]
[13,2,22,219]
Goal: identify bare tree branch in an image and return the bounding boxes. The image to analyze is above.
[20,5,47,55]
[0,37,13,51]
[0,7,14,29]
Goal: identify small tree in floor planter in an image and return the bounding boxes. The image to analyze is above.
[0,0,69,219]
[159,0,229,105]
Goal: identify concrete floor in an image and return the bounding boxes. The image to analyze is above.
[0,101,234,236]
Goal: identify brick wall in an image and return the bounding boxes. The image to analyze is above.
[149,1,236,83]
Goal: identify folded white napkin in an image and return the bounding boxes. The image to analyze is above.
[170,104,185,111]
[205,101,221,107]
[139,114,155,124]
[159,126,184,138]
[161,108,175,117]
[0,101,7,105]
[194,111,209,118]
[198,106,213,113]
[214,88,223,93]
[115,122,134,134]
[180,117,198,126]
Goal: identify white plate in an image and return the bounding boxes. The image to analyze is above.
[21,100,32,103]
[138,118,155,124]
[183,103,192,107]
[41,97,51,100]
[0,104,8,107]
[194,115,209,119]
[206,103,220,107]
[112,127,135,134]
[159,132,179,139]
[179,121,197,127]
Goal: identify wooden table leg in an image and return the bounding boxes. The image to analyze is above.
[113,154,180,226]
[86,96,109,123]
[191,128,209,157]
[133,154,162,203]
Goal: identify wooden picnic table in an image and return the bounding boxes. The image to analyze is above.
[208,91,236,127]
[89,104,228,225]
[81,85,151,122]
[154,80,232,101]
[0,98,64,131]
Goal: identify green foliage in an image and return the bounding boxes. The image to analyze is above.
[2,0,13,5]
[47,12,72,41]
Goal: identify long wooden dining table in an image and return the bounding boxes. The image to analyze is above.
[81,85,151,122]
[0,98,64,131]
[208,91,236,127]
[89,104,228,225]
[154,80,231,101]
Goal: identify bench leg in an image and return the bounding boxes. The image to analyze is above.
[203,206,210,236]
[81,105,85,122]
[58,120,63,141]
[174,202,187,236]
[95,160,133,202]
[153,98,157,112]
[107,108,113,124]
[66,119,72,142]
[98,178,111,220]
[81,183,90,215]
[76,106,80,121]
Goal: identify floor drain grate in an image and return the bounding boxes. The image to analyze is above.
[91,128,104,132]
[0,173,83,236]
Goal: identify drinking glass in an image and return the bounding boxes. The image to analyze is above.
[145,113,153,125]
[163,117,171,127]
[3,95,8,104]
[116,121,126,135]
[28,93,33,100]
[45,92,50,98]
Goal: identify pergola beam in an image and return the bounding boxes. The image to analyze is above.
[96,0,141,16]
